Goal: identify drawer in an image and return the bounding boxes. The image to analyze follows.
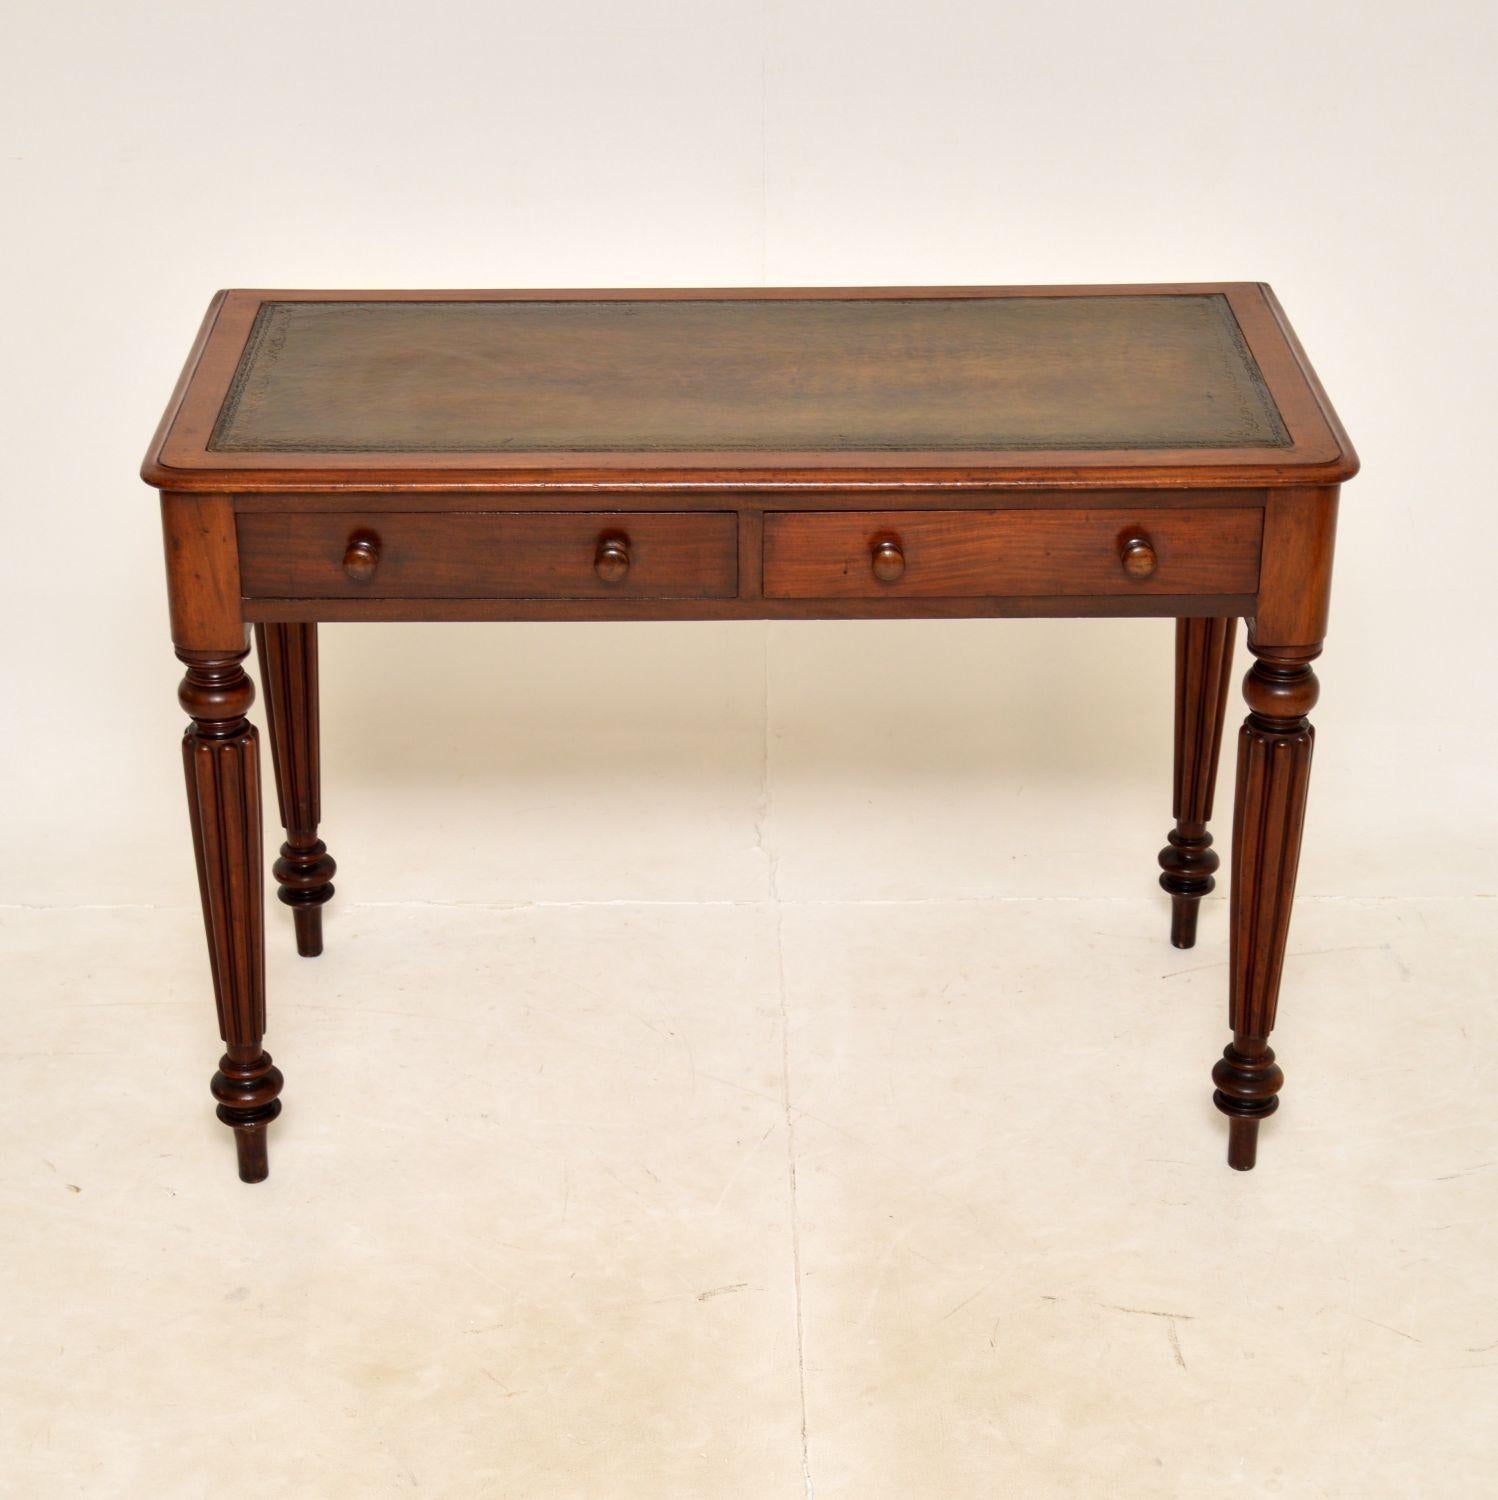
[762,508,1262,599]
[237,511,738,599]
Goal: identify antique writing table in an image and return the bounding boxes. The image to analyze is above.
[142,285,1357,1183]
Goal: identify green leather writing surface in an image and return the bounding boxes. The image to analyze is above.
[210,295,1289,454]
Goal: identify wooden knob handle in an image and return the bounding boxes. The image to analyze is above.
[595,536,630,583]
[342,532,380,582]
[1120,533,1157,579]
[871,537,905,583]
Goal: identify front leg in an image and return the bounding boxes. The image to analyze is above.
[179,647,281,1182]
[1213,641,1317,1170]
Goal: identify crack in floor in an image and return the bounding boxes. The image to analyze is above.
[760,620,813,1499]
[777,901,813,1500]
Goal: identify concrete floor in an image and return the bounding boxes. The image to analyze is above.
[3,895,1495,1497]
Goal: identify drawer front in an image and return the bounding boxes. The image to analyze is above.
[763,508,1262,599]
[238,511,738,599]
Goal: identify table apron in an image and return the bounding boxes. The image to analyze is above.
[240,594,1259,623]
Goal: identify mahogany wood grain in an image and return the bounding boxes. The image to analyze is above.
[763,508,1261,599]
[1158,618,1237,948]
[1254,487,1339,647]
[237,511,738,600]
[254,624,336,957]
[160,492,244,651]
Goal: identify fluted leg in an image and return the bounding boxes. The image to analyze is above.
[1158,618,1237,948]
[180,648,281,1183]
[254,623,336,957]
[1213,643,1317,1170]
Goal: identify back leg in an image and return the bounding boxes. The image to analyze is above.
[254,623,336,956]
[1157,617,1237,948]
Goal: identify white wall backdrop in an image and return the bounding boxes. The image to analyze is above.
[4,0,1495,911]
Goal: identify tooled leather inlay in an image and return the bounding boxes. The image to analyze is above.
[210,295,1291,455]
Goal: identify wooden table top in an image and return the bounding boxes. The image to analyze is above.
[143,285,1356,492]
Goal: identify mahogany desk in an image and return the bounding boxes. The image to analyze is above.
[142,285,1357,1183]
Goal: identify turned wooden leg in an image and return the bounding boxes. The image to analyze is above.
[1213,642,1317,1170]
[1158,617,1237,948]
[254,623,336,957]
[180,648,281,1182]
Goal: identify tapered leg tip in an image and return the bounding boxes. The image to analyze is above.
[1226,1116,1260,1171]
[1159,858,1212,946]
[233,1127,271,1183]
[1169,896,1200,949]
[292,906,324,958]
